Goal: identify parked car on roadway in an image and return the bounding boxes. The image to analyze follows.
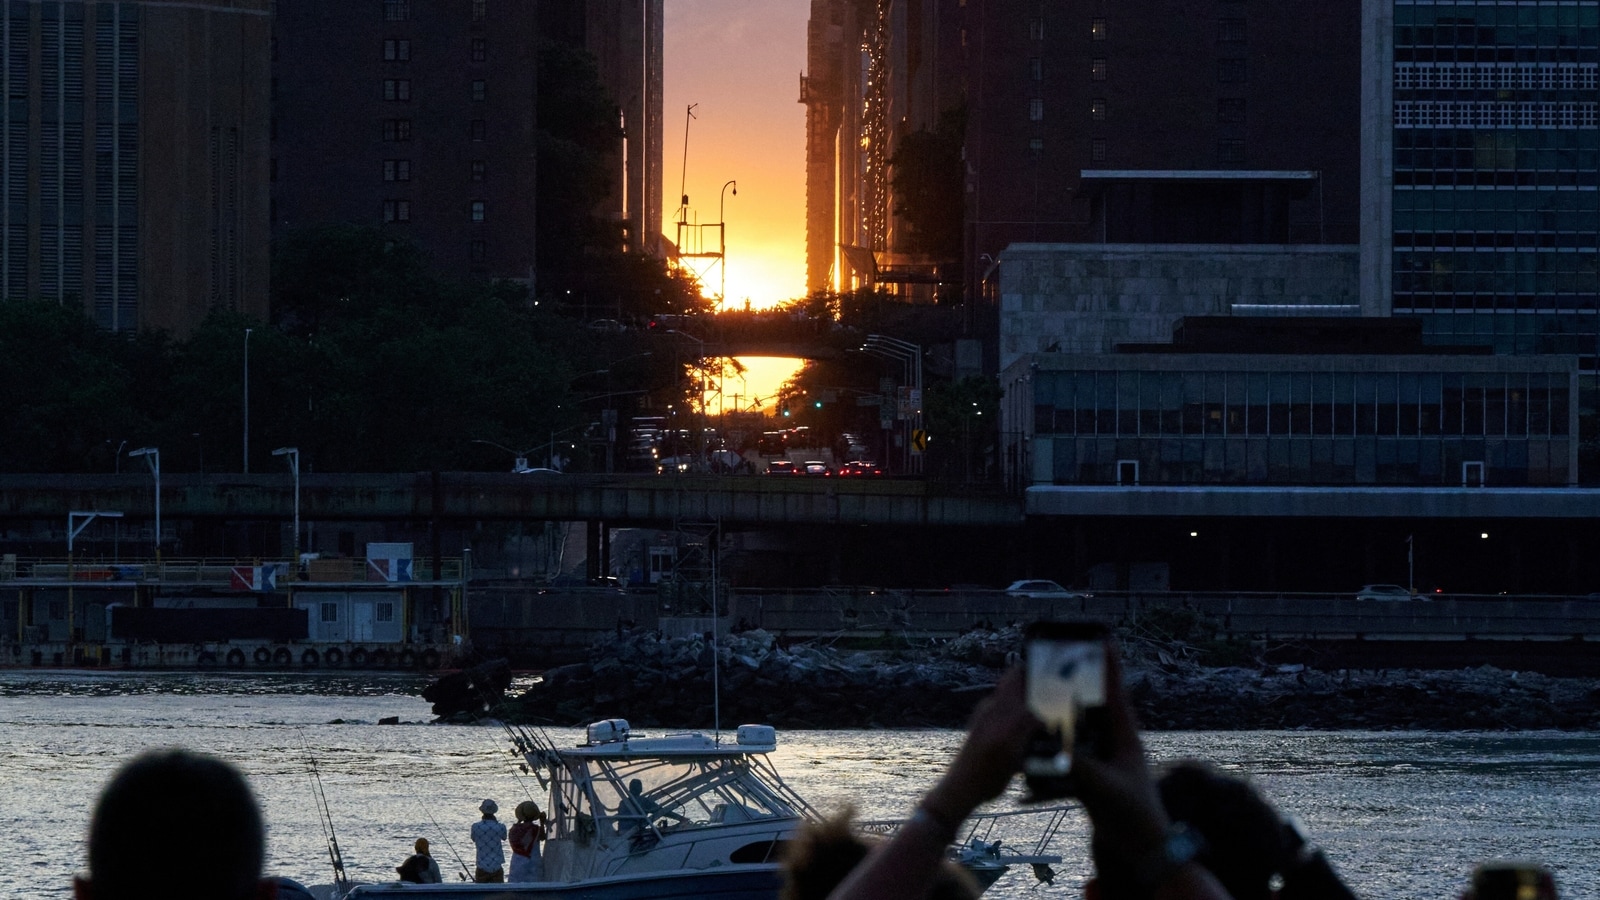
[1355,584,1413,601]
[1004,579,1089,599]
[801,460,834,476]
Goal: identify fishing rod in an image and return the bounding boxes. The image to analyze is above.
[414,797,473,882]
[300,733,351,898]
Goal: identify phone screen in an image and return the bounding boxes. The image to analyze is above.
[1024,625,1108,778]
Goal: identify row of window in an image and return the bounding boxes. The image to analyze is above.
[381,159,488,182]
[1031,370,1572,438]
[381,118,491,141]
[1397,6,1600,30]
[1395,100,1600,128]
[1396,147,1600,172]
[1394,231,1600,250]
[381,79,486,102]
[1395,169,1599,187]
[384,0,486,22]
[382,199,486,223]
[381,36,485,62]
[1396,61,1599,91]
[1044,436,1571,487]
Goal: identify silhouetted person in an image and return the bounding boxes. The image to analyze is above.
[397,837,443,884]
[471,799,507,883]
[73,748,273,900]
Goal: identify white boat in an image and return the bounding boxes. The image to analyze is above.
[337,717,1068,899]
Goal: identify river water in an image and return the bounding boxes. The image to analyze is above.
[2,672,1597,900]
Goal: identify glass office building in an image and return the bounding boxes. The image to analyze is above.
[1014,356,1577,486]
[1389,1,1600,358]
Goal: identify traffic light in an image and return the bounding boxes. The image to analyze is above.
[780,405,790,418]
[813,399,823,409]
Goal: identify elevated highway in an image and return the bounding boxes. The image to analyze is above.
[0,472,1023,527]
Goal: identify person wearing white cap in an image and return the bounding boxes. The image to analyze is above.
[471,799,507,883]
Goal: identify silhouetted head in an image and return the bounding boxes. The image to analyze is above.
[779,808,978,900]
[74,748,269,900]
[629,779,644,797]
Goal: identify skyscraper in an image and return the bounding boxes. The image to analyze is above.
[0,0,271,335]
[1362,0,1600,359]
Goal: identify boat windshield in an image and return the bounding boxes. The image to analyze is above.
[552,754,796,841]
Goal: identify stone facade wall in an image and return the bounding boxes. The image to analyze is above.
[998,243,1361,372]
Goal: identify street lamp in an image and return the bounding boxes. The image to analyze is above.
[669,329,713,466]
[273,447,300,572]
[471,439,541,473]
[127,447,160,562]
[719,180,737,303]
[243,327,253,474]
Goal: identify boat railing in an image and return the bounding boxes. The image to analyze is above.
[856,803,1074,859]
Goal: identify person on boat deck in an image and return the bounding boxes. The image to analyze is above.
[397,837,443,884]
[471,798,508,883]
[509,800,548,882]
[622,778,688,831]
[74,747,275,900]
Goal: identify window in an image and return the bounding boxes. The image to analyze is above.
[383,0,409,21]
[320,602,338,623]
[1218,58,1247,83]
[1029,98,1044,121]
[383,199,411,223]
[1091,98,1107,121]
[383,159,411,182]
[471,79,486,101]
[383,38,411,61]
[1028,138,1044,152]
[1091,139,1107,162]
[383,78,410,101]
[470,118,486,141]
[470,200,486,222]
[1218,139,1245,164]
[1029,57,1042,80]
[471,239,487,260]
[471,38,486,62]
[472,0,486,21]
[470,160,486,181]
[1217,18,1245,42]
[1029,19,1044,40]
[382,118,412,142]
[1218,97,1246,124]
[1091,58,1107,81]
[1091,18,1107,40]
[377,602,395,623]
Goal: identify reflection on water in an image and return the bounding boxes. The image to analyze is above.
[2,673,1597,899]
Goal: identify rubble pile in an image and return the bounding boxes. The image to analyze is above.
[448,627,1600,731]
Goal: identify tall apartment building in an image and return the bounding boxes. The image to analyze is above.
[0,0,270,335]
[272,0,664,286]
[1362,0,1600,361]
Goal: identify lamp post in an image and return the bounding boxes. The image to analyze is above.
[243,327,253,474]
[67,510,123,649]
[273,447,300,573]
[471,439,540,473]
[128,447,160,563]
[719,180,737,303]
[669,329,712,466]
[862,334,923,474]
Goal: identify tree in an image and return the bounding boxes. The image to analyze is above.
[922,375,1003,482]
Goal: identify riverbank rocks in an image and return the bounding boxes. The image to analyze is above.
[476,628,1600,731]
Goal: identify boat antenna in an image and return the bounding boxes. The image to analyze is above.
[712,516,721,741]
[300,732,350,897]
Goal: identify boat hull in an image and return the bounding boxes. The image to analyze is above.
[344,864,784,900]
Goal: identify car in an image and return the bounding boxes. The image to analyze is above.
[1004,579,1088,599]
[1355,584,1413,601]
[585,318,626,334]
[801,460,834,476]
[765,460,799,475]
[838,460,883,477]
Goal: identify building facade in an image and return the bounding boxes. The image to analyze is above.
[1362,0,1600,359]
[272,0,663,284]
[0,0,271,335]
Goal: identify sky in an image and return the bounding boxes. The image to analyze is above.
[662,1,809,311]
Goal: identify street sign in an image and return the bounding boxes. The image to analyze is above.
[912,429,927,453]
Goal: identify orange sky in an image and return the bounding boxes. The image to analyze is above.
[663,1,810,311]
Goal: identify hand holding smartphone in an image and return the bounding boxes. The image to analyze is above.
[1022,621,1110,802]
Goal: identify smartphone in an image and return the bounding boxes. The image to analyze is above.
[1022,621,1109,802]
